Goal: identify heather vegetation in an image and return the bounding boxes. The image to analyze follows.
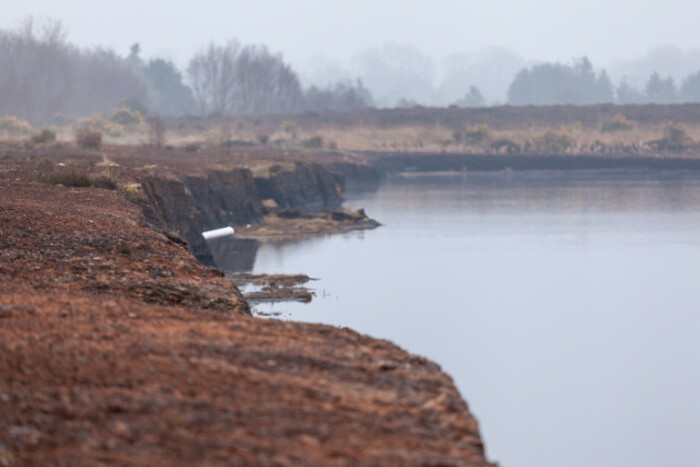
[601,114,635,132]
[41,167,116,189]
[75,128,102,150]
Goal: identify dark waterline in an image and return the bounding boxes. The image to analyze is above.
[210,171,700,467]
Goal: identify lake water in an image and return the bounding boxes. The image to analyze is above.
[211,171,700,467]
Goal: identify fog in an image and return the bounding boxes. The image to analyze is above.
[3,0,700,66]
[3,0,700,109]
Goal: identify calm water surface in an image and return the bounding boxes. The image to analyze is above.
[212,172,700,467]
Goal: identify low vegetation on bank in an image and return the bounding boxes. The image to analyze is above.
[3,104,700,159]
[41,167,117,190]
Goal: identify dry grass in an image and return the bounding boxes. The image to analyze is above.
[297,121,700,155]
[18,119,700,156]
[121,119,700,157]
[6,106,700,157]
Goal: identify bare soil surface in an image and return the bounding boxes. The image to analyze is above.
[0,140,356,176]
[0,162,494,465]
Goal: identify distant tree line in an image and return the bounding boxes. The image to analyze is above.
[507,58,613,105]
[6,19,700,124]
[0,20,373,124]
[304,80,374,112]
[504,57,700,106]
[367,50,700,108]
[616,71,700,104]
[0,20,149,123]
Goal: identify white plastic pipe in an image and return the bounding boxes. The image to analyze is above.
[202,226,235,240]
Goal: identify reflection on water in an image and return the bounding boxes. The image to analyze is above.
[208,237,259,272]
[211,171,700,467]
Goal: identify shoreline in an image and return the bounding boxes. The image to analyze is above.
[6,140,698,464]
[0,149,495,465]
[362,151,700,175]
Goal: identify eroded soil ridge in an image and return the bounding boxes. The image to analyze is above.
[0,166,493,465]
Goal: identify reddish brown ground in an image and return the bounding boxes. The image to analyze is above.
[0,165,493,465]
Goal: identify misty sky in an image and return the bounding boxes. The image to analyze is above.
[2,0,698,66]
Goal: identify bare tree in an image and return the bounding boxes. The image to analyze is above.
[234,45,304,114]
[187,41,240,114]
[187,40,304,116]
[0,19,73,122]
[0,18,149,123]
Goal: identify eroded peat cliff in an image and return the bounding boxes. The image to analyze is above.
[0,148,494,466]
[134,162,346,265]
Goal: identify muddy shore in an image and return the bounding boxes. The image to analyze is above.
[233,273,314,303]
[0,152,494,464]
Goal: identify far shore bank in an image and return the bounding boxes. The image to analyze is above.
[361,151,700,176]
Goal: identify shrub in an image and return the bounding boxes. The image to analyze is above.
[110,107,143,126]
[601,114,635,132]
[490,139,521,154]
[464,124,490,144]
[0,115,34,136]
[257,133,270,145]
[301,135,324,149]
[75,115,124,137]
[31,128,57,144]
[533,129,576,153]
[42,168,116,190]
[148,116,167,148]
[43,168,92,187]
[91,176,117,190]
[648,122,690,152]
[184,143,199,152]
[76,128,103,150]
[662,122,689,150]
[117,97,149,116]
[206,127,231,147]
[280,120,298,139]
